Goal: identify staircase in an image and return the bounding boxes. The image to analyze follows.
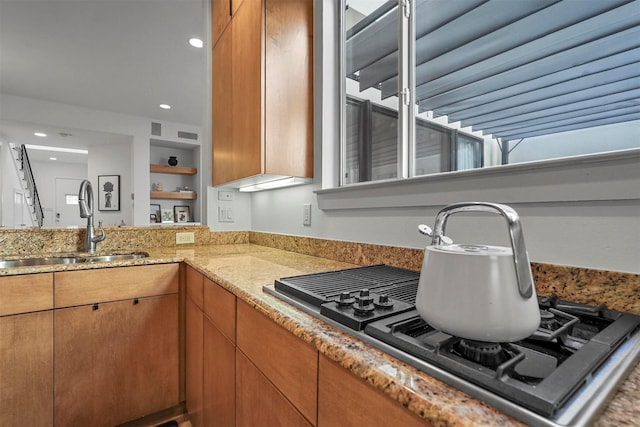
[8,143,44,227]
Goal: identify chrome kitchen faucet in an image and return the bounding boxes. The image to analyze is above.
[78,179,106,252]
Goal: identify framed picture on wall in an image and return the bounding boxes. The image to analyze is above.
[98,175,120,211]
[150,203,161,222]
[174,205,190,223]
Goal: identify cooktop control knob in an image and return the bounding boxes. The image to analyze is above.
[353,291,375,316]
[336,291,355,307]
[374,293,394,309]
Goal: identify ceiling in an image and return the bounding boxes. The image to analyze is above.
[0,0,206,161]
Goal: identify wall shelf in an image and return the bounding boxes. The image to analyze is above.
[150,164,197,175]
[150,191,197,200]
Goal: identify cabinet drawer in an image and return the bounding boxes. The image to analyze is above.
[186,265,204,309]
[236,351,311,427]
[318,355,428,426]
[236,300,317,424]
[0,273,53,316]
[203,277,236,343]
[55,264,179,307]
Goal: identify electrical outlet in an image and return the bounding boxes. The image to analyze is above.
[303,203,311,226]
[218,191,233,201]
[176,232,195,244]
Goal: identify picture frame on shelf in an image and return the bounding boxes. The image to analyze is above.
[150,204,161,221]
[174,205,190,223]
[98,175,120,211]
[161,208,174,223]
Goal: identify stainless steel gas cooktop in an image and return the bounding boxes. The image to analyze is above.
[263,264,640,427]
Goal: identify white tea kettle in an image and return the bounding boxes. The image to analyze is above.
[415,202,540,343]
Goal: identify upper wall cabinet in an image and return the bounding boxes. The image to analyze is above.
[211,0,313,187]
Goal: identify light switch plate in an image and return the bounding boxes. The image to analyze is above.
[218,206,234,223]
[303,203,311,226]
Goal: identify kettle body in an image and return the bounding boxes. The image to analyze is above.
[415,202,540,343]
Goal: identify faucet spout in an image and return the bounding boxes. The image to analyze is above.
[78,179,106,252]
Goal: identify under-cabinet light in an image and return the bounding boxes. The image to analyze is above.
[238,177,310,192]
[25,144,88,154]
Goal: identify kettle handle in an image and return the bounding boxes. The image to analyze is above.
[431,202,534,299]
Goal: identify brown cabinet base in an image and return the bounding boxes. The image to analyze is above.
[54,295,179,427]
[0,310,53,427]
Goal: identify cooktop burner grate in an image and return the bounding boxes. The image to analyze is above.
[274,264,420,307]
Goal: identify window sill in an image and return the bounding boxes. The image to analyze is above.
[316,149,640,211]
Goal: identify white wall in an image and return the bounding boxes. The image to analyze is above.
[89,141,133,226]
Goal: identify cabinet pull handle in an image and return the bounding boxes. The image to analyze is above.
[229,0,232,16]
[133,298,139,305]
[93,303,99,311]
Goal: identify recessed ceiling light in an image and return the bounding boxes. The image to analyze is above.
[188,37,203,48]
[159,104,171,110]
[34,132,47,137]
[49,157,57,161]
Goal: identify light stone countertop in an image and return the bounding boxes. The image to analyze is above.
[1,243,638,426]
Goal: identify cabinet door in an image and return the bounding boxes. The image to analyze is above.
[231,0,263,181]
[54,295,179,426]
[236,299,317,424]
[203,277,236,343]
[236,351,311,427]
[264,0,313,177]
[203,317,236,427]
[211,0,231,47]
[186,265,204,310]
[212,22,234,186]
[318,355,427,427]
[186,297,204,427]
[0,311,53,427]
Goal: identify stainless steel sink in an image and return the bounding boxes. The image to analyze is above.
[0,252,149,268]
[0,256,81,268]
[83,253,149,263]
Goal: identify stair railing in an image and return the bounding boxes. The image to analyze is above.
[19,144,44,227]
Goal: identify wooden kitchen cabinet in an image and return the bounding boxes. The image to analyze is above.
[0,273,53,427]
[203,276,236,342]
[211,0,313,186]
[186,297,204,427]
[236,351,312,427]
[212,23,233,186]
[54,263,179,308]
[0,272,53,316]
[212,0,244,47]
[186,267,238,427]
[53,265,180,426]
[186,266,204,426]
[236,299,317,425]
[318,355,429,427]
[203,316,236,427]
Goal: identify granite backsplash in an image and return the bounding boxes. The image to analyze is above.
[1,227,637,315]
